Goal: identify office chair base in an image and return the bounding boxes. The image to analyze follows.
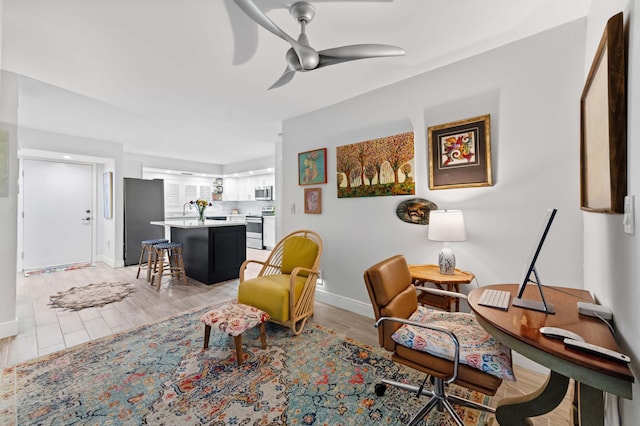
[379,377,495,426]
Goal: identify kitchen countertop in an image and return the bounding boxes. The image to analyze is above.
[165,214,250,219]
[150,219,246,228]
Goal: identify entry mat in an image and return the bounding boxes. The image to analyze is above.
[24,262,95,277]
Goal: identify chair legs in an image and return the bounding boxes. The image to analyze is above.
[378,374,495,426]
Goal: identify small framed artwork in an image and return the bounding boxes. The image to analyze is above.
[304,187,322,214]
[215,178,223,185]
[103,171,113,219]
[428,114,492,190]
[580,12,626,213]
[298,148,327,185]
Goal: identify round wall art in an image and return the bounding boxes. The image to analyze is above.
[395,198,438,225]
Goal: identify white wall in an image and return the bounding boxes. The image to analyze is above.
[281,20,586,320]
[0,70,19,339]
[126,152,223,176]
[582,1,639,423]
[19,128,123,267]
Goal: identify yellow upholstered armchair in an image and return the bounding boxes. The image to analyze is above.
[238,230,322,335]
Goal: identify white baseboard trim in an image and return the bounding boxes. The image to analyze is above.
[0,319,18,339]
[96,255,119,268]
[512,351,548,374]
[315,288,374,318]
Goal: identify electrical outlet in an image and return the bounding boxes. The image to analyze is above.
[291,203,296,213]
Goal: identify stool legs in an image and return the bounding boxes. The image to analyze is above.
[136,239,168,282]
[233,335,244,366]
[151,244,187,291]
[146,246,156,282]
[135,245,147,279]
[259,323,267,350]
[202,322,268,366]
[204,325,211,349]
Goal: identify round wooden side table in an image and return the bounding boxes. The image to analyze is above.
[408,264,475,312]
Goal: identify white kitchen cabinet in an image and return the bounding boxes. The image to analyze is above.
[223,178,239,201]
[263,216,276,249]
[238,177,254,201]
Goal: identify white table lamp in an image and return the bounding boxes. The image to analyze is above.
[428,210,466,274]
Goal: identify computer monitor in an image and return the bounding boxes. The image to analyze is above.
[512,208,557,314]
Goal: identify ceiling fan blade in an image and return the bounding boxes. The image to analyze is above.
[233,0,319,70]
[268,68,297,90]
[319,44,405,63]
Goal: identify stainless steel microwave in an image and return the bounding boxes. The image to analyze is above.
[255,186,273,200]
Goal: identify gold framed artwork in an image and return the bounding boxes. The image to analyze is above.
[428,115,492,190]
[336,132,415,198]
[298,148,327,185]
[580,12,626,213]
[304,187,322,214]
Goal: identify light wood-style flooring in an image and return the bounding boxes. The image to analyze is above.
[0,249,573,425]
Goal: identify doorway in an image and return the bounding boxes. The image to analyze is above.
[22,159,94,271]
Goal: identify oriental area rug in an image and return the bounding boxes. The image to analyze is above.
[0,306,492,425]
[48,281,136,311]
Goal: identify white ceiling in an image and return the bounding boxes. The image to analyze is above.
[2,0,588,166]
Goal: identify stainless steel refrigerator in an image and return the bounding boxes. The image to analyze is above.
[123,178,165,266]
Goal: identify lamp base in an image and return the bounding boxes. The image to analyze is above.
[438,247,456,274]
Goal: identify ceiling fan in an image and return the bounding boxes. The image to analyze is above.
[234,0,406,89]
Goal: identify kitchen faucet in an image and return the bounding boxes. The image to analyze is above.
[183,202,193,216]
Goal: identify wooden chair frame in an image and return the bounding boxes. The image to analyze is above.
[239,229,322,335]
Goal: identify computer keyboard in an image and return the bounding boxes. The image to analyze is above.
[478,288,511,311]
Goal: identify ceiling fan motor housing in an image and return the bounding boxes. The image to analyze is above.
[290,2,316,24]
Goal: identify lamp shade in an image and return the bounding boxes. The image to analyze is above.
[428,210,466,242]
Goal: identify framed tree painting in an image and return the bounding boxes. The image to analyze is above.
[304,187,322,214]
[298,148,327,185]
[428,115,492,190]
[336,132,415,198]
[580,12,626,213]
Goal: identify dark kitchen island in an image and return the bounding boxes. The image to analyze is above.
[151,219,246,285]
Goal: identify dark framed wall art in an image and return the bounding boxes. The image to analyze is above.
[428,114,492,190]
[298,148,327,185]
[580,12,626,213]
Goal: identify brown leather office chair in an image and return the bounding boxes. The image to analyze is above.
[364,255,512,426]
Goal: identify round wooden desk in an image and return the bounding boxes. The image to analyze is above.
[469,284,634,426]
[408,264,474,312]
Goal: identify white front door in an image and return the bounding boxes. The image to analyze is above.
[23,159,93,270]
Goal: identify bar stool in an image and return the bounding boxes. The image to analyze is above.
[136,239,169,282]
[151,242,188,290]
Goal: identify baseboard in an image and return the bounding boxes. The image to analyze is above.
[314,288,374,318]
[0,319,18,339]
[96,254,121,268]
[512,352,548,374]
